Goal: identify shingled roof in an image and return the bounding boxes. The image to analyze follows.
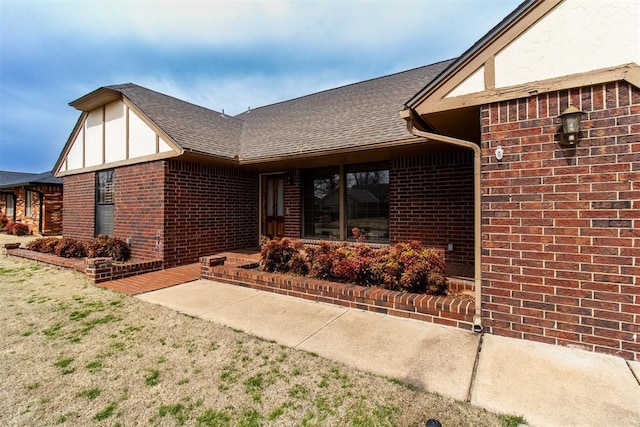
[235,60,453,160]
[70,59,453,163]
[0,171,62,189]
[103,84,244,160]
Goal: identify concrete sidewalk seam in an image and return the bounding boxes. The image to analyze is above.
[465,332,483,403]
[627,360,640,387]
[293,307,350,349]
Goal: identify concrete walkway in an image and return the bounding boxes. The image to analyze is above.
[137,279,640,427]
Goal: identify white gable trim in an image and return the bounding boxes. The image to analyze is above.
[55,99,182,177]
[411,0,640,115]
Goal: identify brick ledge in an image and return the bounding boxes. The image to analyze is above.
[5,245,163,283]
[200,255,474,330]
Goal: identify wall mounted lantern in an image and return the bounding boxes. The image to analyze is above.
[559,105,585,144]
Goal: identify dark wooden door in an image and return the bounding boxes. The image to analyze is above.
[262,175,285,238]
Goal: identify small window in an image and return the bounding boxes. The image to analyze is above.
[96,170,114,236]
[25,190,32,217]
[6,194,15,218]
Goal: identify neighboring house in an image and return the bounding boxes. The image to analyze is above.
[54,0,639,360]
[0,171,63,235]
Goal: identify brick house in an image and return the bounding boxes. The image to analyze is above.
[401,0,639,360]
[0,171,63,235]
[54,0,638,360]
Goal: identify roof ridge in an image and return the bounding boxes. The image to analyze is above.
[108,82,239,120]
[233,58,456,117]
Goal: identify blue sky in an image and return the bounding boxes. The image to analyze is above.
[0,0,521,173]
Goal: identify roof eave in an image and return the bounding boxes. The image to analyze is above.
[69,87,122,111]
[237,136,427,165]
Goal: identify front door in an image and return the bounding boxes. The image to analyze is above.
[262,174,285,238]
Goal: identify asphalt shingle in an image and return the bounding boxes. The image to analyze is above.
[88,60,453,163]
[0,171,62,189]
[106,84,244,160]
[235,60,453,160]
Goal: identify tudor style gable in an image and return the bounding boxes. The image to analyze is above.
[56,98,179,177]
[404,0,640,141]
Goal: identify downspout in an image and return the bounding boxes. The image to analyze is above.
[406,120,483,333]
[25,187,45,235]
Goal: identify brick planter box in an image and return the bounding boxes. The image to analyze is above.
[200,255,475,330]
[5,244,163,284]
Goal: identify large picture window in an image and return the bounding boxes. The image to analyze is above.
[303,167,340,239]
[96,170,114,236]
[302,162,389,242]
[345,163,389,241]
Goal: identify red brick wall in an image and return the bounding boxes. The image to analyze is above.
[282,155,474,266]
[41,185,63,235]
[163,160,259,267]
[481,81,640,361]
[114,162,165,261]
[284,169,301,238]
[390,151,475,266]
[62,172,95,242]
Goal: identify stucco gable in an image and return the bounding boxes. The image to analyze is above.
[55,99,179,177]
[407,0,640,116]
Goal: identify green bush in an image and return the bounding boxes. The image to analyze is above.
[259,236,447,295]
[0,215,7,229]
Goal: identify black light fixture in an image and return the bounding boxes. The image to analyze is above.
[559,105,585,144]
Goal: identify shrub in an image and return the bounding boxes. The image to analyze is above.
[86,235,131,262]
[260,236,448,295]
[307,242,338,280]
[0,215,7,229]
[393,241,447,294]
[26,237,59,253]
[26,237,87,258]
[259,237,299,273]
[4,221,30,236]
[53,238,87,258]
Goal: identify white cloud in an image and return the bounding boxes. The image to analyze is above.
[0,0,523,171]
[2,0,520,54]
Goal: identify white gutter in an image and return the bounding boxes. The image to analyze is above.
[408,127,483,332]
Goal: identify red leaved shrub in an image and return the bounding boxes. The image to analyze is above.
[4,221,30,236]
[259,235,448,295]
[27,237,87,258]
[86,235,131,261]
[53,237,87,258]
[27,237,59,253]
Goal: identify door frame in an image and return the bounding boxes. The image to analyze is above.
[258,172,286,240]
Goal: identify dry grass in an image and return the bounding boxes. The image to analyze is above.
[0,233,505,426]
